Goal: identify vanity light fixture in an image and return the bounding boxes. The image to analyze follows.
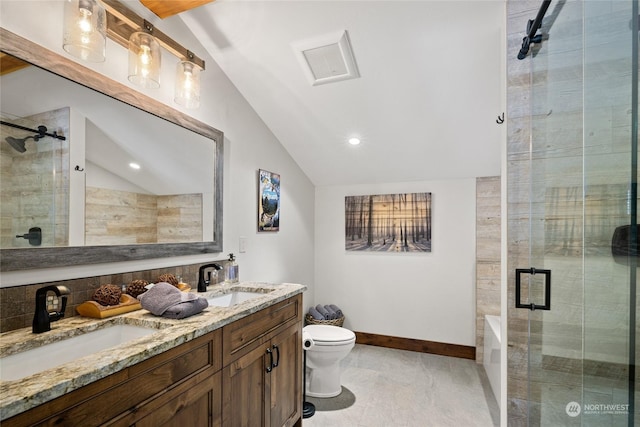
[62,0,107,62]
[175,54,202,109]
[89,0,207,108]
[128,21,161,89]
[59,0,209,107]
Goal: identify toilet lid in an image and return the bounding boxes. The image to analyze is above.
[304,324,355,343]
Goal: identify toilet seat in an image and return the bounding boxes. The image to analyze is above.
[304,324,355,345]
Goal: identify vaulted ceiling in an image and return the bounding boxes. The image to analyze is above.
[137,0,505,186]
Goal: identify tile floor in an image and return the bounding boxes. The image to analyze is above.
[303,344,499,427]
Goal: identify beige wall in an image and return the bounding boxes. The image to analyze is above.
[315,178,477,347]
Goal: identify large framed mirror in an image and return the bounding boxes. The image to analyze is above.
[0,28,223,271]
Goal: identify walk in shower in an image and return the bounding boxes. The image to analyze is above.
[507,0,638,425]
[0,110,70,249]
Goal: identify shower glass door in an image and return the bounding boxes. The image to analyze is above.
[521,0,638,425]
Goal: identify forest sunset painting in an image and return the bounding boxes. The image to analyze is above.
[345,192,432,252]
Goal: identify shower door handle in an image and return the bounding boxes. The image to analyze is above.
[515,268,551,311]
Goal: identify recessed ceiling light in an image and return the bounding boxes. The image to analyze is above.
[348,137,361,145]
[129,162,141,169]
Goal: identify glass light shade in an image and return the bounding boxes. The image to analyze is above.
[62,0,106,62]
[174,60,201,109]
[128,31,161,89]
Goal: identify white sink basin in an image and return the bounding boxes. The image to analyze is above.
[0,324,158,382]
[207,291,266,307]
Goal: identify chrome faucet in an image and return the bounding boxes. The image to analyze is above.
[32,285,70,334]
[197,263,223,292]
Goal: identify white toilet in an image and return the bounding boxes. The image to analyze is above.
[303,324,356,398]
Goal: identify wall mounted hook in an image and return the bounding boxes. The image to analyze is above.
[496,112,505,124]
[74,165,84,171]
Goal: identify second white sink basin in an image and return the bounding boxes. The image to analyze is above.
[207,291,266,307]
[0,324,158,382]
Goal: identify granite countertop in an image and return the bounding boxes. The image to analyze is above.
[0,281,306,420]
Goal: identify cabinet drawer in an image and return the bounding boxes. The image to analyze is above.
[4,330,222,427]
[110,371,222,427]
[223,295,301,365]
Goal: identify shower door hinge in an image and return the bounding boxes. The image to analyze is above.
[515,268,551,311]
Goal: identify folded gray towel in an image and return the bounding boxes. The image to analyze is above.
[163,297,209,319]
[138,282,199,316]
[308,307,324,320]
[329,304,343,318]
[324,305,337,319]
[315,304,330,320]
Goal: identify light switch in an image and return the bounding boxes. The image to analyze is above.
[239,236,248,253]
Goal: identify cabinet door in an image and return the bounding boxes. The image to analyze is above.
[222,344,270,427]
[269,323,302,427]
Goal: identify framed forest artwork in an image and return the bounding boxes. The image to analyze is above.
[258,169,280,232]
[345,192,431,252]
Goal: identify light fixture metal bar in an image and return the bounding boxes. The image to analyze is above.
[101,0,205,70]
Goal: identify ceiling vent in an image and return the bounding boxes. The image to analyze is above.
[292,30,360,86]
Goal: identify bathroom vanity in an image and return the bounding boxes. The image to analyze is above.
[0,282,304,427]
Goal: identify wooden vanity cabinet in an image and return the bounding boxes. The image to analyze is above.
[3,294,303,427]
[3,329,222,427]
[221,295,302,427]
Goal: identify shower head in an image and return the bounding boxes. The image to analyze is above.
[1,122,66,151]
[5,135,35,153]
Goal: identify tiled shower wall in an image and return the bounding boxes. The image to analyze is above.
[475,176,501,364]
[85,188,203,245]
[0,258,231,332]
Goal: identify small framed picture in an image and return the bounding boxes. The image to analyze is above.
[258,169,280,232]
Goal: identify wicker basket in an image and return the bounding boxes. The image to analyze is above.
[305,314,345,327]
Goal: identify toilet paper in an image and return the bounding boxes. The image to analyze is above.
[302,330,315,350]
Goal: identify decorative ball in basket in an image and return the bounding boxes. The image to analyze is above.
[126,279,149,299]
[305,304,344,327]
[92,284,122,306]
[156,273,179,287]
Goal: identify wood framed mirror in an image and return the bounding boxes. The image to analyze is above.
[0,28,223,271]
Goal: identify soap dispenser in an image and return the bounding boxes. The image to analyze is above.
[225,253,239,284]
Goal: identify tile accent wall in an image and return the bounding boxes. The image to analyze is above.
[85,189,203,245]
[0,258,230,332]
[475,176,501,364]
